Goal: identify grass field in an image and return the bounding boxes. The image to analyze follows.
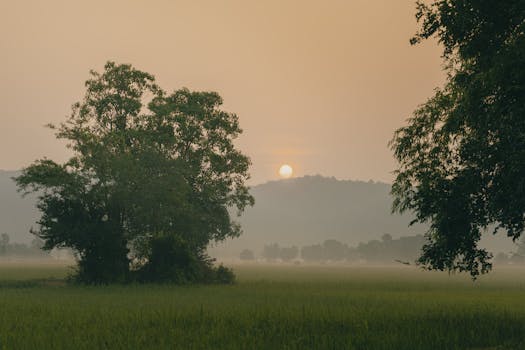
[1,262,525,349]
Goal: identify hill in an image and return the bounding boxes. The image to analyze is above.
[212,175,427,257]
[212,175,517,258]
[0,171,515,257]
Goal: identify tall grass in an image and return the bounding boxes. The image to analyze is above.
[1,263,524,349]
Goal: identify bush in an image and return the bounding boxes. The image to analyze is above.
[135,234,235,284]
[214,265,235,284]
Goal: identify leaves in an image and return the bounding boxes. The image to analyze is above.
[392,0,525,278]
[15,62,254,283]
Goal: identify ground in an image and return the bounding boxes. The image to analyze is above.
[0,262,524,349]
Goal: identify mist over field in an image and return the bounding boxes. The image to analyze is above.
[1,170,516,263]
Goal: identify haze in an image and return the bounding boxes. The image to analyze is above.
[0,0,443,184]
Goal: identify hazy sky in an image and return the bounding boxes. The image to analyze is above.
[0,0,444,185]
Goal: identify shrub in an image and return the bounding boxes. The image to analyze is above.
[135,234,235,284]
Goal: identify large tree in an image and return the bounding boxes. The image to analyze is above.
[391,1,525,278]
[16,62,253,283]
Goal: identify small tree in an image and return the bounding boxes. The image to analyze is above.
[239,249,255,261]
[279,246,299,262]
[323,240,347,261]
[301,244,324,262]
[381,234,393,243]
[262,243,281,262]
[0,233,9,255]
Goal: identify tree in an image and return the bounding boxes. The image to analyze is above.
[0,233,9,255]
[239,249,255,261]
[301,244,324,262]
[322,240,347,261]
[16,62,253,283]
[262,243,281,261]
[279,246,299,262]
[381,234,392,243]
[391,1,525,277]
[356,235,424,264]
[300,240,349,262]
[356,240,383,262]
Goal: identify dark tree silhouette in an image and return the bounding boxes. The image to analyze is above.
[391,1,525,277]
[16,62,253,284]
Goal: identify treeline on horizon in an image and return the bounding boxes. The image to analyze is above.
[0,233,52,259]
[240,234,525,266]
[239,234,425,264]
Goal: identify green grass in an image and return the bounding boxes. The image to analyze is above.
[1,262,525,349]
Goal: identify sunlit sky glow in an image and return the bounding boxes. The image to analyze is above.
[279,164,294,179]
[0,0,444,184]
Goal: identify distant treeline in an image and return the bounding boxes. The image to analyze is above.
[240,234,425,264]
[493,242,525,265]
[0,233,50,258]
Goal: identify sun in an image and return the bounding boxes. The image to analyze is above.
[279,164,293,178]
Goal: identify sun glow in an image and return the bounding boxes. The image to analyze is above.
[279,164,293,178]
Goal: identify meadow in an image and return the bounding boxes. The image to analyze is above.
[1,262,525,349]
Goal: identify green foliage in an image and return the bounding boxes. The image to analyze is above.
[299,236,424,263]
[135,234,235,284]
[15,62,253,283]
[391,1,525,278]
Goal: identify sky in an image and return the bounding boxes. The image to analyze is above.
[0,0,444,185]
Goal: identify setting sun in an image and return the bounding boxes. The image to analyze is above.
[279,164,293,178]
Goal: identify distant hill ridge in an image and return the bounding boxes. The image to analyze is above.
[0,171,513,256]
[211,175,427,257]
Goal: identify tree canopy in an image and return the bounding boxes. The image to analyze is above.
[16,62,253,283]
[391,1,525,277]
